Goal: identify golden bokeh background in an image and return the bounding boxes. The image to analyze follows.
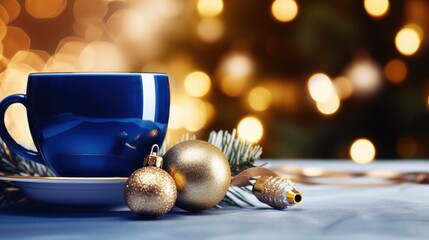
[1,0,429,162]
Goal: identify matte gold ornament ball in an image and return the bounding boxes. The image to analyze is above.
[125,167,177,218]
[163,140,231,212]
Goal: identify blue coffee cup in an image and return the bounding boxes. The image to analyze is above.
[0,72,170,177]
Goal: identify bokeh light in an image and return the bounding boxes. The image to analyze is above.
[82,22,105,41]
[0,6,9,25]
[397,137,417,158]
[73,0,107,25]
[265,80,299,112]
[197,0,223,18]
[44,43,80,72]
[405,23,423,39]
[218,52,254,97]
[345,59,382,96]
[162,53,196,82]
[364,0,389,18]
[9,50,45,71]
[170,105,189,132]
[220,76,249,97]
[271,0,298,22]
[247,86,273,111]
[316,94,340,115]
[46,39,78,71]
[1,0,20,24]
[25,0,67,19]
[0,20,6,40]
[0,0,428,159]
[1,26,30,59]
[181,98,210,132]
[0,67,29,97]
[220,53,254,78]
[105,6,165,62]
[155,0,184,19]
[184,71,211,98]
[395,25,422,56]
[0,67,33,146]
[107,9,150,42]
[350,138,376,164]
[55,38,87,61]
[79,41,127,71]
[168,104,184,130]
[384,58,407,83]
[333,76,353,100]
[166,93,214,133]
[44,58,76,72]
[307,73,336,102]
[196,18,224,43]
[237,116,264,143]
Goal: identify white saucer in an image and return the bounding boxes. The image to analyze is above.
[0,175,127,206]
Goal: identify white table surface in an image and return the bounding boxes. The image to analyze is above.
[1,160,428,240]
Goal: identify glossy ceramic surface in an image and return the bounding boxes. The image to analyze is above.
[0,73,170,177]
[0,175,127,206]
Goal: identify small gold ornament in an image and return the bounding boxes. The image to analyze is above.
[253,176,302,209]
[163,140,231,212]
[125,145,177,218]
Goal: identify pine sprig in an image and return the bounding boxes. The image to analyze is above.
[0,181,26,206]
[208,129,262,176]
[0,142,55,177]
[0,141,55,206]
[160,129,263,176]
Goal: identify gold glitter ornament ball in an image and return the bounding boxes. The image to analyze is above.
[163,140,231,212]
[125,167,177,218]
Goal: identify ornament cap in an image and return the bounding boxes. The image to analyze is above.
[253,175,303,209]
[286,188,302,205]
[143,144,163,168]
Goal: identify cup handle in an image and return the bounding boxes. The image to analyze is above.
[0,94,45,165]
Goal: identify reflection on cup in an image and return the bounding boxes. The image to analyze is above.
[0,72,170,177]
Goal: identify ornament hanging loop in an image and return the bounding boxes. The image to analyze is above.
[143,144,163,168]
[151,144,159,155]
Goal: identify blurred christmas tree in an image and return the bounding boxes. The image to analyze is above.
[1,0,429,159]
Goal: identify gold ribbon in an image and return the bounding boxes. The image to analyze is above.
[273,165,429,186]
[230,167,279,187]
[230,166,429,187]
